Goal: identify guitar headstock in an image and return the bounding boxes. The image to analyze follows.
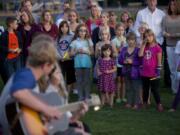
[90,94,101,106]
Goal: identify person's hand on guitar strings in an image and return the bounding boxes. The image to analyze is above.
[42,105,62,121]
[71,102,89,121]
[79,102,89,116]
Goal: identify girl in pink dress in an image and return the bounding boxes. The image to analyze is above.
[97,45,117,107]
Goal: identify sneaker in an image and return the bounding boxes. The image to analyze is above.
[116,98,121,103]
[168,108,175,112]
[73,89,78,94]
[125,104,131,108]
[157,104,164,112]
[122,98,127,103]
[132,105,138,110]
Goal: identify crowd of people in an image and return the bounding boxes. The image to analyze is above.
[0,0,180,134]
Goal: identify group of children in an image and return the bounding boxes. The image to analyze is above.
[94,25,163,112]
[1,1,180,135]
[55,13,167,112]
[0,5,180,113]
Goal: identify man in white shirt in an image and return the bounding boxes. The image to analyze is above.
[134,0,165,45]
[134,0,171,90]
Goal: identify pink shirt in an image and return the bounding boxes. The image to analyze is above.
[141,44,162,77]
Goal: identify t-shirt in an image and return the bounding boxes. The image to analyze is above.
[70,38,93,68]
[111,36,126,67]
[56,35,73,59]
[7,33,19,59]
[111,36,126,48]
[90,23,98,32]
[32,13,40,24]
[141,44,162,77]
[55,13,64,27]
[10,68,36,94]
[162,16,180,46]
[56,18,64,28]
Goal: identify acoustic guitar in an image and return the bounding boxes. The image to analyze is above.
[5,92,101,135]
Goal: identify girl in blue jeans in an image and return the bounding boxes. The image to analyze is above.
[70,24,94,101]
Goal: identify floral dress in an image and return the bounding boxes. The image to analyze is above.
[97,58,116,93]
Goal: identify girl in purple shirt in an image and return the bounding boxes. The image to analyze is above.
[138,29,163,112]
[119,32,141,109]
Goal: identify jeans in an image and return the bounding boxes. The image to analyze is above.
[76,68,91,101]
[4,57,21,79]
[166,46,179,93]
[171,82,180,109]
[125,77,141,105]
[0,60,8,84]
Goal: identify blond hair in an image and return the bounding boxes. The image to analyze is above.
[99,27,110,40]
[38,63,68,100]
[140,22,149,29]
[27,34,57,67]
[144,29,157,44]
[49,63,68,99]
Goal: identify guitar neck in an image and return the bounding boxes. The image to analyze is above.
[57,100,92,113]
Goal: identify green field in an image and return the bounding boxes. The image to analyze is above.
[65,82,180,135]
[0,78,180,135]
[83,92,180,135]
[0,9,179,134]
[0,5,178,135]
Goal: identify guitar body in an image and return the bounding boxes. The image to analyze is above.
[5,92,100,135]
[21,106,47,135]
[5,92,69,135]
[5,102,47,135]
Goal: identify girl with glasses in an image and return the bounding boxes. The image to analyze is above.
[70,24,94,101]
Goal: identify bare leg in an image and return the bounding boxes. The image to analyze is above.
[148,90,151,105]
[109,93,114,107]
[120,77,126,102]
[116,77,121,103]
[139,89,143,104]
[105,92,109,105]
[101,93,106,106]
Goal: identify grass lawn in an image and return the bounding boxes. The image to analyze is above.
[0,78,180,135]
[0,6,177,135]
[81,85,180,135]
